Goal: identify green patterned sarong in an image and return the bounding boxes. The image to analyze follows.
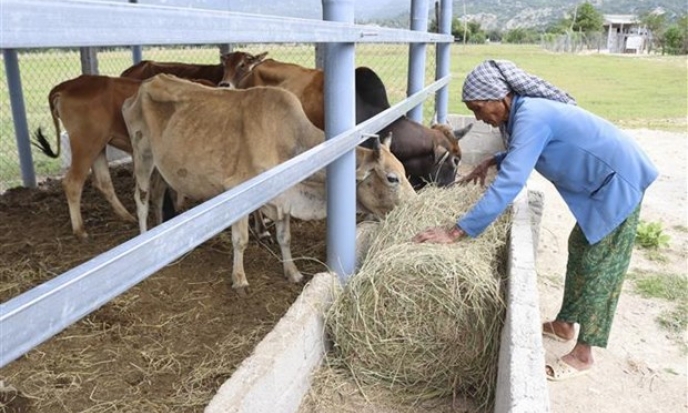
[556,205,641,347]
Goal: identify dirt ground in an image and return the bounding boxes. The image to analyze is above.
[533,129,688,413]
[0,129,685,413]
[0,164,329,413]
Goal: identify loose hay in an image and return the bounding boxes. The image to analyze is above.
[325,184,510,410]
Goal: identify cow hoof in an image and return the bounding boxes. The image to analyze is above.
[257,231,273,243]
[233,284,250,296]
[287,272,303,284]
[75,231,89,241]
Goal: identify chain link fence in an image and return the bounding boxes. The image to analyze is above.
[539,32,606,53]
[0,43,438,192]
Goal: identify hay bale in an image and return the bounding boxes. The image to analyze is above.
[326,184,510,408]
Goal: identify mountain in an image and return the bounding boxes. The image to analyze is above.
[455,0,686,30]
[103,0,687,29]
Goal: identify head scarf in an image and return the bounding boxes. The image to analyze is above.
[462,60,576,105]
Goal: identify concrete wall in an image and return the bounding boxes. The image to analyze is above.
[204,117,550,412]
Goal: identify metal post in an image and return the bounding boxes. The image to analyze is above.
[322,0,356,283]
[3,49,36,188]
[434,0,452,124]
[314,43,326,70]
[129,0,142,63]
[407,0,429,123]
[79,47,99,74]
[219,43,233,59]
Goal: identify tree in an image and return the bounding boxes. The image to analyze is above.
[559,2,604,33]
[573,2,604,32]
[663,14,688,55]
[451,18,486,44]
[640,10,667,53]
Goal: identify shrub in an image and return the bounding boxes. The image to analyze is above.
[635,220,671,249]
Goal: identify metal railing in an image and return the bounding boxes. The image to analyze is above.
[0,0,454,368]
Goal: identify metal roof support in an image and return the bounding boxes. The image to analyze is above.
[323,0,356,283]
[406,0,430,123]
[434,0,453,124]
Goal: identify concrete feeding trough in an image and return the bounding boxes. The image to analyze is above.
[204,115,549,413]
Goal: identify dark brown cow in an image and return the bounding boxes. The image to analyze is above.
[120,60,225,84]
[219,51,473,189]
[32,75,141,239]
[354,66,474,189]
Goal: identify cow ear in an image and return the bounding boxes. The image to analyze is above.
[381,132,393,149]
[356,166,371,182]
[454,123,473,140]
[252,52,269,64]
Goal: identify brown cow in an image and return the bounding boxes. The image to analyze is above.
[32,75,141,239]
[32,74,217,240]
[219,51,473,189]
[122,74,416,291]
[120,60,225,84]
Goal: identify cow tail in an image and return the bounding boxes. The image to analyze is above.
[32,90,62,158]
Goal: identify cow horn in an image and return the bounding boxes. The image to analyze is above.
[453,123,474,141]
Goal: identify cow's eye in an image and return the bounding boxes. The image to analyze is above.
[387,173,399,184]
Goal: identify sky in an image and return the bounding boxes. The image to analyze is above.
[105,0,409,20]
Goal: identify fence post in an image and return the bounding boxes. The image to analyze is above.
[407,0,429,123]
[219,43,233,61]
[322,0,356,283]
[434,0,452,124]
[129,0,142,63]
[2,49,36,188]
[80,47,99,74]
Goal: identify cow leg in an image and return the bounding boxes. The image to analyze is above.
[231,216,250,293]
[62,149,94,240]
[132,153,155,234]
[90,153,136,223]
[251,210,272,241]
[274,214,303,283]
[149,170,168,226]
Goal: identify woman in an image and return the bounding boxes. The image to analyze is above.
[413,60,658,381]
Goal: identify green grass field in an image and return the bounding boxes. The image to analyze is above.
[0,43,686,189]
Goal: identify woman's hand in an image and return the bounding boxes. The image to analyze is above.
[412,226,465,244]
[457,156,496,187]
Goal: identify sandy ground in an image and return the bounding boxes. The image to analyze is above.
[530,128,688,413]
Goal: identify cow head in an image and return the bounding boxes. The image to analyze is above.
[408,122,473,190]
[355,133,416,218]
[218,51,269,88]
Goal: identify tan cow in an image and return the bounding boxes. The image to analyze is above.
[32,75,141,239]
[122,74,415,291]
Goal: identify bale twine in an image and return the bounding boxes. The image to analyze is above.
[326,184,510,408]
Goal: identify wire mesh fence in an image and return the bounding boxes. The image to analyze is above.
[0,43,439,192]
[539,32,606,54]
